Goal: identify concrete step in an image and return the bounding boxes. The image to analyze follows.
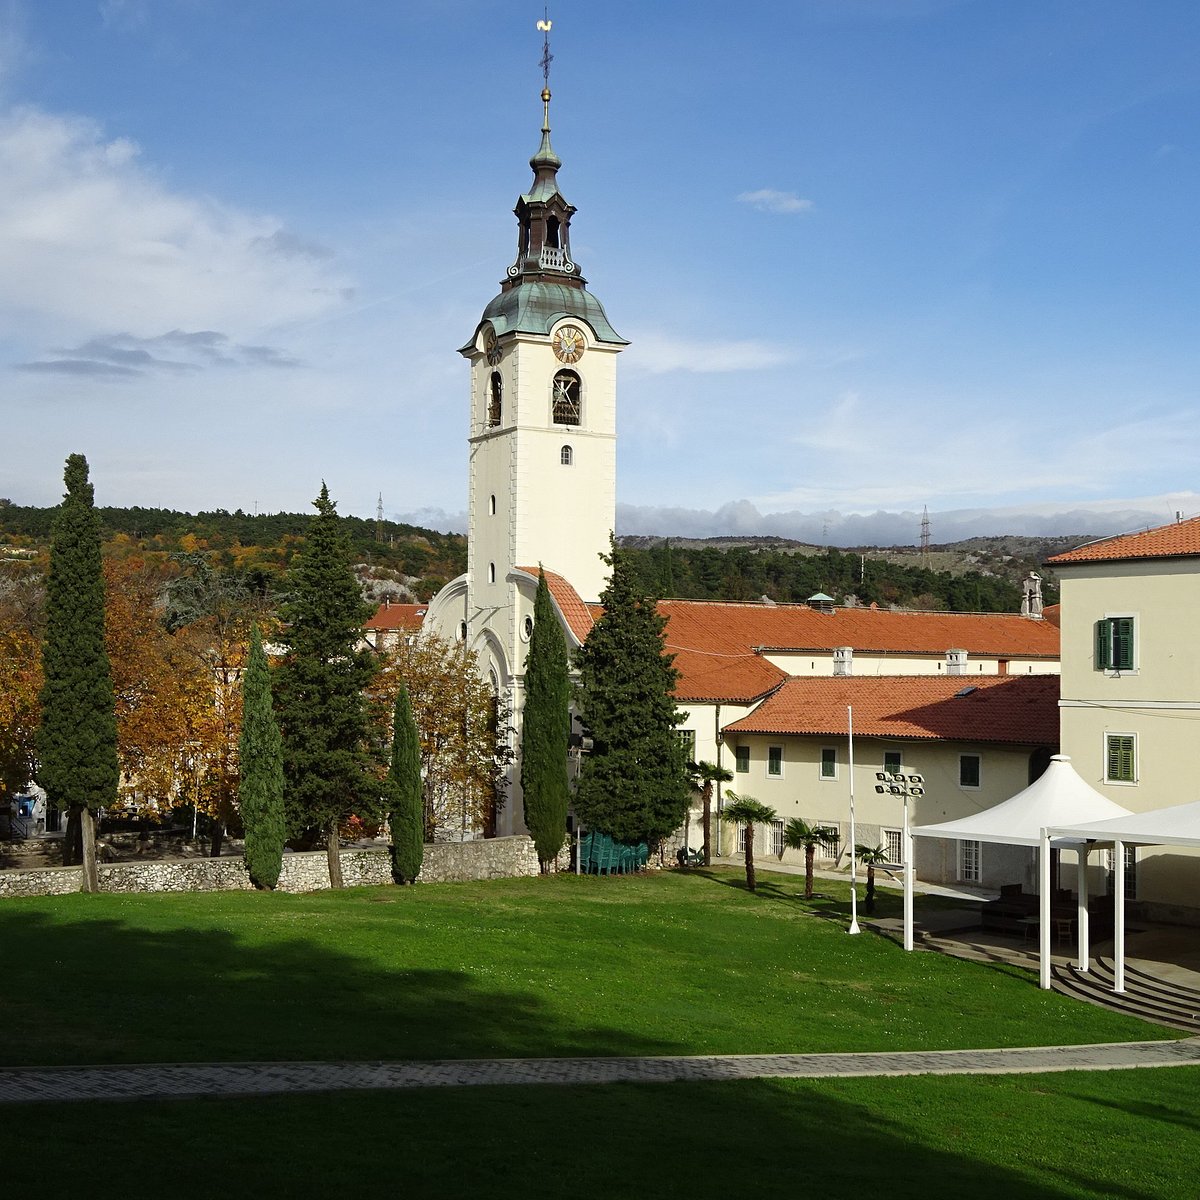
[1052,959,1200,1033]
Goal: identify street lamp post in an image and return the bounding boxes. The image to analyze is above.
[875,772,924,951]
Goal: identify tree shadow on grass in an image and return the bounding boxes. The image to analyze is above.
[8,1075,1180,1200]
[0,904,680,1068]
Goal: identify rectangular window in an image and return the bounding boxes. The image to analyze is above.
[1095,616,1135,671]
[959,754,981,789]
[959,839,982,882]
[1106,845,1137,899]
[818,826,840,858]
[883,750,902,775]
[883,828,902,865]
[767,746,783,777]
[735,746,750,774]
[1105,733,1136,784]
[675,729,696,760]
[771,820,784,857]
[737,824,748,854]
[820,747,838,780]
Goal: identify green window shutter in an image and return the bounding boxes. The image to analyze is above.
[1106,735,1134,783]
[1112,618,1134,670]
[1095,619,1112,670]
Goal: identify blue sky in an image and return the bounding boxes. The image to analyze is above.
[2,0,1199,545]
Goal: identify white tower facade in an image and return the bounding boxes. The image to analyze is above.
[424,77,626,836]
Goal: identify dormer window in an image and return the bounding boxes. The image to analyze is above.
[488,373,502,427]
[552,370,581,425]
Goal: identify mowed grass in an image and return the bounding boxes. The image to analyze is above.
[0,867,1172,1068]
[12,1070,1200,1200]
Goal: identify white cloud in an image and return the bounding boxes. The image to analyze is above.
[0,105,352,343]
[617,494,1200,548]
[626,331,792,374]
[736,188,814,216]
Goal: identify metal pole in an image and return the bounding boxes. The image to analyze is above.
[1076,846,1089,972]
[1114,839,1126,994]
[848,705,859,935]
[1038,830,1052,990]
[902,791,914,951]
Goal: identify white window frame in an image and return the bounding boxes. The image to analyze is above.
[882,828,903,866]
[959,753,981,790]
[819,746,838,781]
[675,729,696,760]
[1104,732,1138,785]
[958,839,982,883]
[770,819,784,857]
[767,745,784,778]
[883,749,902,775]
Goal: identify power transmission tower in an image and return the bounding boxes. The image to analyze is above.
[376,493,384,543]
[920,506,931,568]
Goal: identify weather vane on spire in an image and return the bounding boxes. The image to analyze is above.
[537,10,553,90]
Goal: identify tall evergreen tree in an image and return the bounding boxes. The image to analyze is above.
[520,568,571,869]
[238,624,286,889]
[37,454,118,891]
[574,543,690,848]
[274,484,377,887]
[385,683,423,883]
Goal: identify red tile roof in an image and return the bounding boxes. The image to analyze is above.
[723,674,1059,745]
[1045,515,1200,565]
[516,566,595,645]
[1041,603,1061,628]
[660,599,1059,703]
[365,602,427,632]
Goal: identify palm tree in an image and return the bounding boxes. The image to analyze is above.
[856,843,890,914]
[784,817,839,900]
[720,790,777,893]
[688,759,733,866]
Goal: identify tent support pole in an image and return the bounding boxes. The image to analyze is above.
[1038,831,1051,990]
[1114,838,1126,994]
[1076,846,1089,972]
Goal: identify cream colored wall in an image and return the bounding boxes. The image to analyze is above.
[1058,558,1200,913]
[716,732,1039,885]
[762,650,1058,676]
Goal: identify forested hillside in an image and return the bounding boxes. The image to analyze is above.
[0,501,466,601]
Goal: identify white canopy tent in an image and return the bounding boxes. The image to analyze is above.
[908,755,1132,989]
[1048,800,1200,994]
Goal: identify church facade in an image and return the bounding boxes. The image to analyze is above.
[423,80,625,836]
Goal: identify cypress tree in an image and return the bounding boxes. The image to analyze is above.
[238,624,286,889]
[574,543,690,848]
[274,484,377,887]
[385,683,423,883]
[520,568,571,869]
[37,453,118,891]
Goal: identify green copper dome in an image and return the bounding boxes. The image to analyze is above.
[467,281,627,349]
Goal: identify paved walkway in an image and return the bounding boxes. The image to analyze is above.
[4,1039,1200,1104]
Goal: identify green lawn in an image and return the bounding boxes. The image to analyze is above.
[12,1071,1200,1199]
[5,869,1194,1198]
[0,868,1171,1068]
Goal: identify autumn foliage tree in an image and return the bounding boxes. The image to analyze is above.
[375,633,511,841]
[0,573,43,802]
[37,454,118,889]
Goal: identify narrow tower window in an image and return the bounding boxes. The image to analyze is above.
[560,445,573,466]
[488,562,496,584]
[552,370,581,425]
[489,494,497,515]
[488,372,502,427]
[546,215,561,248]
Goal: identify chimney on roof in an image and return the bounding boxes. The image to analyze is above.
[807,592,836,614]
[1019,572,1043,619]
[833,646,853,677]
[946,648,968,676]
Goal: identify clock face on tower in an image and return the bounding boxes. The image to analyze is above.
[482,326,502,366]
[551,325,586,364]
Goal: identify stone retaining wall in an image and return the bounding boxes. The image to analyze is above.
[0,835,542,899]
